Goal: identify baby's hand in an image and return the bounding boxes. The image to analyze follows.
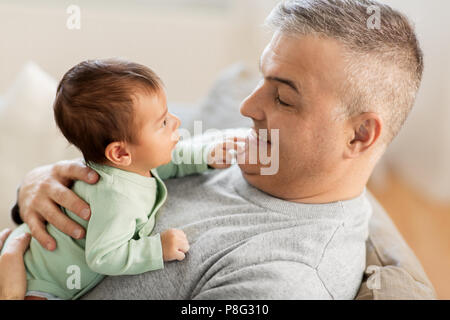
[161,228,190,262]
[207,136,246,169]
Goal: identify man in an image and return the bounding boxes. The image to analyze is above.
[12,0,423,299]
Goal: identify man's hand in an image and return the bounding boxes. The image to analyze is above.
[18,159,99,251]
[0,229,31,300]
[160,228,190,262]
[207,136,246,169]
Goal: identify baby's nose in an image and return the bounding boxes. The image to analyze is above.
[172,114,181,129]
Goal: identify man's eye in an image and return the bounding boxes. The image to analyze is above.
[275,96,291,107]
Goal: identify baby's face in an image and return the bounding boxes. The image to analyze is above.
[129,89,180,170]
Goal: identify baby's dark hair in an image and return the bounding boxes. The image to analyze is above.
[53,58,163,164]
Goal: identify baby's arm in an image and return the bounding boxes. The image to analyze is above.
[156,140,211,180]
[156,137,243,180]
[84,190,164,276]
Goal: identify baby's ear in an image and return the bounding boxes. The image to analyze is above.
[105,141,132,166]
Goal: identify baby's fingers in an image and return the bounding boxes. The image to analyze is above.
[225,136,246,143]
[175,250,186,261]
[178,239,190,253]
[223,138,246,154]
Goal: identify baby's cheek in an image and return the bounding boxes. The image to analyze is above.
[159,141,173,160]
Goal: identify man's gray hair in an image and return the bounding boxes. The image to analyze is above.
[266,0,424,144]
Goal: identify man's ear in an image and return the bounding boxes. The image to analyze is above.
[104,141,132,166]
[344,112,382,159]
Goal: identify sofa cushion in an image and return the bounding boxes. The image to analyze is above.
[356,192,437,299]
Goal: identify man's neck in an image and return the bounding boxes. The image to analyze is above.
[284,184,366,204]
[281,169,370,204]
[240,168,369,205]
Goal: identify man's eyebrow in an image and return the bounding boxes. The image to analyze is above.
[267,76,300,94]
[258,57,300,94]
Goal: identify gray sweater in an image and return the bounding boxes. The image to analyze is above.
[82,165,372,300]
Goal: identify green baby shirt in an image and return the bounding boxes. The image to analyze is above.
[3,141,212,299]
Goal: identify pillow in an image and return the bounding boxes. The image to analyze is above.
[356,192,437,300]
[0,62,80,228]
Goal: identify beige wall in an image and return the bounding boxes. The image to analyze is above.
[0,0,276,103]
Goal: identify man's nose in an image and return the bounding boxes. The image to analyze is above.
[240,90,265,122]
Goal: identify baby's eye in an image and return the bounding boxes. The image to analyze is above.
[162,118,168,128]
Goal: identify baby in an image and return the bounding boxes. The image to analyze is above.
[1,58,240,299]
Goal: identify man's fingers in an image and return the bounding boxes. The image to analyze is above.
[53,160,99,185]
[27,214,56,251]
[0,229,12,249]
[2,233,31,256]
[39,199,86,240]
[47,182,91,220]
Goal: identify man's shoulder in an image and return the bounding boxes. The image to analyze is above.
[313,194,371,299]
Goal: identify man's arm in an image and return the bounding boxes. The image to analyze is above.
[192,261,332,300]
[0,229,31,300]
[13,159,99,250]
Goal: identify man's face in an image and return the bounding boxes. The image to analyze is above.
[239,32,350,200]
